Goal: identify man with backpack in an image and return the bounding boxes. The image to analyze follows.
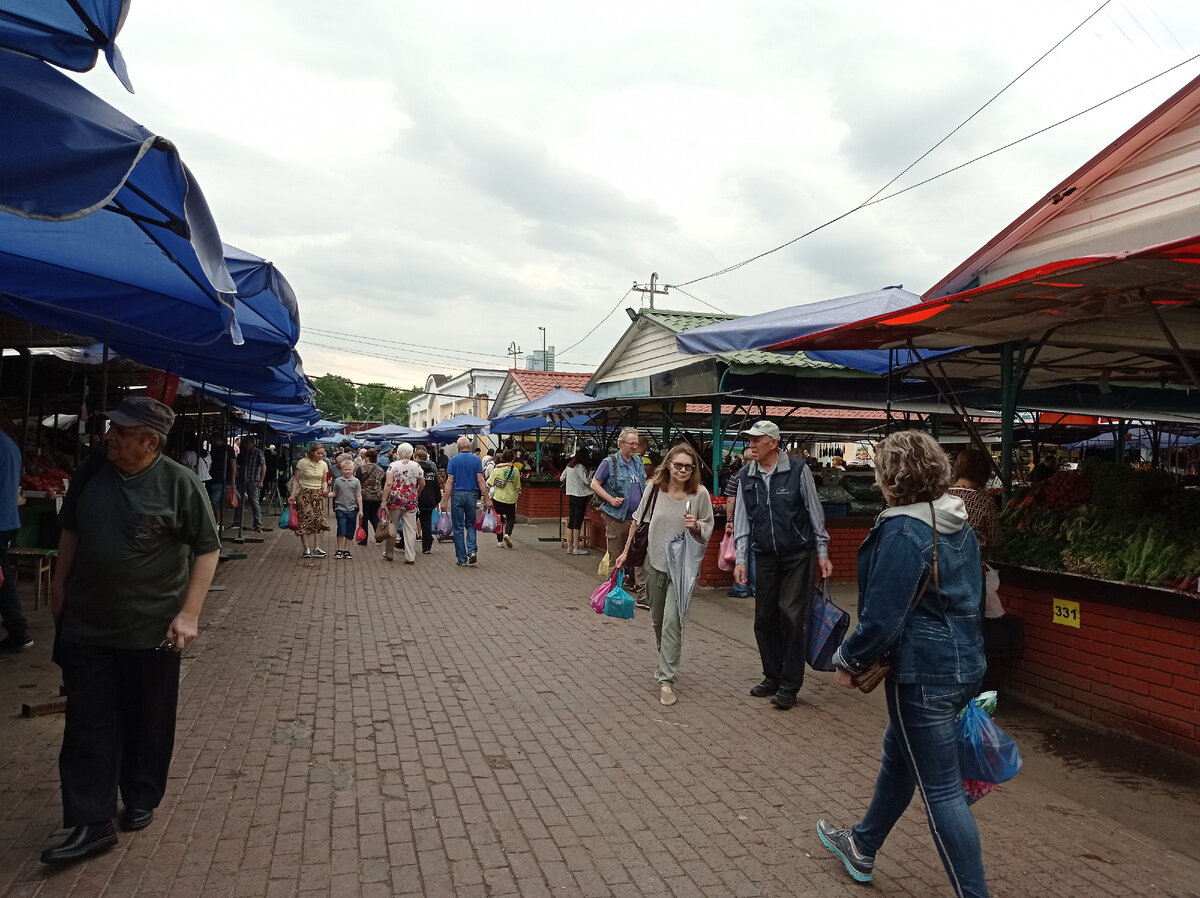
[590,427,648,606]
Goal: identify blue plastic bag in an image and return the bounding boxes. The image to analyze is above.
[603,571,636,619]
[279,504,290,529]
[957,699,1022,784]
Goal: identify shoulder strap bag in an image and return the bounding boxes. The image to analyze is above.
[624,485,660,568]
[852,501,940,693]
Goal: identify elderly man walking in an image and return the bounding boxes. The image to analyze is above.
[733,421,832,710]
[42,397,221,864]
[440,436,493,566]
[590,427,648,603]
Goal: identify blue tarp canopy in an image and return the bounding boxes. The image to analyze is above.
[0,0,133,90]
[674,286,960,374]
[105,244,310,399]
[489,413,595,434]
[351,423,418,441]
[499,387,595,419]
[0,47,238,351]
[1067,427,1200,451]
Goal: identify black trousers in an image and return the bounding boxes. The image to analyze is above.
[753,551,815,693]
[492,500,516,540]
[419,507,435,553]
[359,499,382,543]
[57,640,180,826]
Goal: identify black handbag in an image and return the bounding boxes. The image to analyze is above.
[624,485,659,568]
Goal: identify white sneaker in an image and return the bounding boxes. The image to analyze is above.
[573,548,590,556]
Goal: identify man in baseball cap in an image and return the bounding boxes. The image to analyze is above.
[732,420,832,710]
[43,394,220,864]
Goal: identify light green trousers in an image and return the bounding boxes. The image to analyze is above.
[645,564,684,685]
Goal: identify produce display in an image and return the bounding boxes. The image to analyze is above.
[992,458,1200,591]
[20,453,72,497]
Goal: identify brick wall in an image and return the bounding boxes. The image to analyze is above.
[827,518,871,582]
[516,484,565,521]
[995,566,1200,756]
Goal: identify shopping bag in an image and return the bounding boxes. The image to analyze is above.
[279,504,291,529]
[355,524,366,542]
[603,571,636,619]
[375,519,397,543]
[597,551,610,579]
[475,508,501,533]
[807,582,850,672]
[435,512,453,537]
[957,697,1022,784]
[591,570,619,614]
[717,530,737,571]
[287,500,301,531]
[224,485,239,508]
[983,565,1005,618]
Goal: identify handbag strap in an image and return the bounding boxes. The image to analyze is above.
[640,484,660,524]
[910,500,940,610]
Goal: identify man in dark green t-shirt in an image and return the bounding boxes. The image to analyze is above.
[42,397,221,865]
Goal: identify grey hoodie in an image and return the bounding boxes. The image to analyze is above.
[876,492,968,534]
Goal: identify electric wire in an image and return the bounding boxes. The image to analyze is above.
[556,287,634,357]
[671,3,1197,290]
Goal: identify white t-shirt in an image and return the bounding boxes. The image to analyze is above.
[183,450,212,482]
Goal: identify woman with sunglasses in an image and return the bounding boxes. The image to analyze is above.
[615,444,714,706]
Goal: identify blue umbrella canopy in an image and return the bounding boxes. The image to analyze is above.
[429,414,490,442]
[0,47,238,349]
[0,0,133,90]
[102,244,311,399]
[352,423,418,440]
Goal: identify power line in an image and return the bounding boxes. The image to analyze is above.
[671,1,1178,289]
[557,287,634,358]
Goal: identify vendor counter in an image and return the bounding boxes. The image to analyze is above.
[994,564,1200,757]
[15,497,60,549]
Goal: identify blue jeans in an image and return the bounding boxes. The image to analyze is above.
[334,508,358,540]
[235,482,262,528]
[853,679,988,898]
[450,490,479,563]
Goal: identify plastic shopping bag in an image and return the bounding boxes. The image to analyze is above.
[435,512,453,538]
[591,570,619,614]
[224,485,239,509]
[957,693,1022,785]
[475,508,501,533]
[983,565,1005,618]
[279,504,291,529]
[717,530,737,571]
[597,551,610,579]
[287,500,301,532]
[355,524,367,542]
[603,571,636,619]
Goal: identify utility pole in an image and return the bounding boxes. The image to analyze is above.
[632,271,669,309]
[507,341,522,369]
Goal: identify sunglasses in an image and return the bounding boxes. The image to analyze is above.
[671,461,694,472]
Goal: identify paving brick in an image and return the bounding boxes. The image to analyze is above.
[3,523,1200,897]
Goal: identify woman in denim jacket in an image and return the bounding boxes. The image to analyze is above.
[818,430,989,898]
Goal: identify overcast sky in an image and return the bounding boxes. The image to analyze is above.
[78,1,1200,392]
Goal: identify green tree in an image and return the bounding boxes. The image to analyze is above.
[313,374,356,421]
[383,388,420,426]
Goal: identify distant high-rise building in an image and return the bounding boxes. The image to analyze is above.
[526,347,555,372]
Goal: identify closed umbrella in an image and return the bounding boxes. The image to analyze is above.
[665,529,707,623]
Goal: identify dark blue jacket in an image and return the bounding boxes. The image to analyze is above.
[740,452,815,557]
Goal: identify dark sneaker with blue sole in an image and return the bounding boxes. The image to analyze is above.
[817,818,873,882]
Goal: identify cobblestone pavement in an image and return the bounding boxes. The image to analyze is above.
[2,522,1200,897]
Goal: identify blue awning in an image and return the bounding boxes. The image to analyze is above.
[0,47,237,350]
[102,245,311,399]
[0,0,133,90]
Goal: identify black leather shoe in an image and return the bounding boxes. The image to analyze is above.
[120,807,154,831]
[40,822,118,864]
[749,679,779,698]
[771,690,798,710]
